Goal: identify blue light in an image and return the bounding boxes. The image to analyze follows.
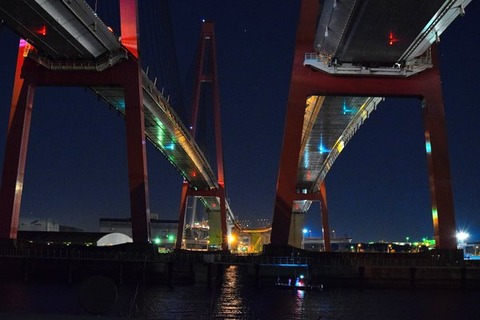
[165,143,175,150]
[302,228,308,234]
[425,141,432,154]
[342,99,356,115]
[318,136,331,154]
[118,99,126,109]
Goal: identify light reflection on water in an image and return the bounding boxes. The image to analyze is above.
[213,265,248,318]
[2,265,479,319]
[143,265,480,320]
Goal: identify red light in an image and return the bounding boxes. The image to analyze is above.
[36,25,47,36]
[388,32,398,46]
[191,171,197,177]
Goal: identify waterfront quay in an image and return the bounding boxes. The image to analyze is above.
[0,241,479,291]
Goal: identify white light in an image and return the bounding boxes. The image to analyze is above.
[302,228,308,234]
[456,231,469,242]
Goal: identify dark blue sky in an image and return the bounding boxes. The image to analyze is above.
[0,1,479,243]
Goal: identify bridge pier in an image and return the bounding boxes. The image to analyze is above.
[0,0,152,242]
[124,60,151,243]
[0,42,36,239]
[0,52,152,242]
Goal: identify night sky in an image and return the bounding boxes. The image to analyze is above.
[0,1,479,243]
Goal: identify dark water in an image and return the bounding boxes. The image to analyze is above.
[1,265,480,319]
[143,265,480,320]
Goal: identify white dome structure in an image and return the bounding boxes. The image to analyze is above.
[97,233,133,246]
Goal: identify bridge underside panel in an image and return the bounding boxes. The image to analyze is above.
[316,0,470,66]
[298,96,382,192]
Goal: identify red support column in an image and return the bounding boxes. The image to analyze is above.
[120,0,139,58]
[119,0,151,243]
[218,187,228,251]
[319,182,331,252]
[271,0,317,246]
[175,182,189,250]
[124,59,151,243]
[270,91,306,246]
[422,55,456,249]
[0,40,35,239]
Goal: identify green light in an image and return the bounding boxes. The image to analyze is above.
[153,237,161,245]
[168,234,175,242]
[432,208,438,220]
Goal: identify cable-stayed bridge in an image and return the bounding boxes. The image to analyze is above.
[0,0,473,252]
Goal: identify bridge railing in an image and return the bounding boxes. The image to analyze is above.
[26,48,128,72]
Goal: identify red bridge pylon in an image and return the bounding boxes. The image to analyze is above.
[175,21,228,251]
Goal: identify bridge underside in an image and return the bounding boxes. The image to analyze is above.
[272,0,457,250]
[315,0,471,68]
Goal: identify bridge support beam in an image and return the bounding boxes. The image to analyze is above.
[0,46,151,242]
[422,86,457,249]
[0,41,35,239]
[175,182,189,250]
[320,182,331,252]
[272,0,456,249]
[124,61,151,243]
[175,186,228,251]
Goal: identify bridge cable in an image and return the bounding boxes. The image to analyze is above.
[139,0,186,122]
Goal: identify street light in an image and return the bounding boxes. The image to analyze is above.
[456,231,469,258]
[456,231,469,244]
